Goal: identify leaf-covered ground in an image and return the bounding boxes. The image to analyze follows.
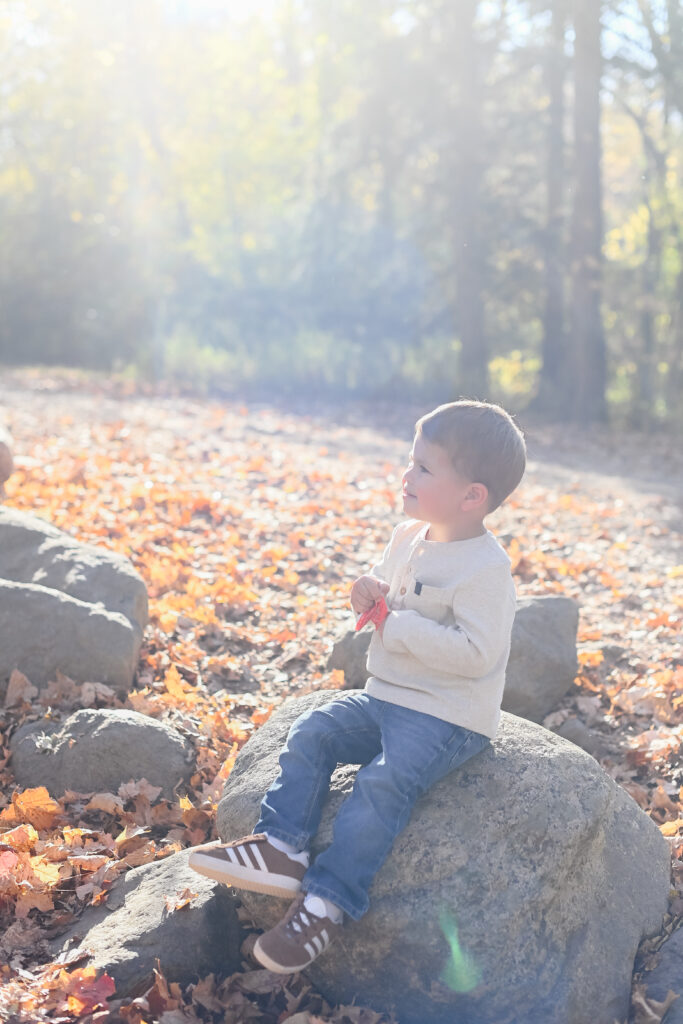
[0,369,681,1024]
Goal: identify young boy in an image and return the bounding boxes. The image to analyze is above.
[189,399,526,974]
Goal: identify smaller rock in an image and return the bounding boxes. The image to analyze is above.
[555,717,620,760]
[328,630,371,689]
[637,927,683,1024]
[602,644,628,662]
[50,850,242,997]
[10,708,195,798]
[502,595,579,722]
[0,424,13,499]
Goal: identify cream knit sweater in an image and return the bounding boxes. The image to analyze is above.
[358,517,517,739]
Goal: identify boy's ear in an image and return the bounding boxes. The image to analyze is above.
[466,482,489,506]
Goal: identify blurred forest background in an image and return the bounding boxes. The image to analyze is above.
[0,0,681,428]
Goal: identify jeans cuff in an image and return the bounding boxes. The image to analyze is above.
[303,878,367,921]
[253,821,310,854]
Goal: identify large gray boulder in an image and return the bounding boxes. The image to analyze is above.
[50,850,242,997]
[10,708,194,799]
[0,581,140,692]
[0,507,147,634]
[328,595,579,724]
[0,508,148,691]
[216,690,671,1024]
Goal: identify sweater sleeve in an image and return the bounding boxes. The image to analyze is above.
[368,526,399,583]
[380,565,516,678]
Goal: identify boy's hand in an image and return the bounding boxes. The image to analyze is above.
[355,596,389,633]
[351,574,390,615]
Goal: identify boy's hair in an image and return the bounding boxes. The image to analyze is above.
[415,399,526,514]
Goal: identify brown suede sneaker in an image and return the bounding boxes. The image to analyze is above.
[253,892,343,973]
[188,833,306,897]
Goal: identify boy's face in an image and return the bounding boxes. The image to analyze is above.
[402,435,488,525]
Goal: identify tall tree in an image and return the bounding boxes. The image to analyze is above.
[529,0,570,417]
[569,0,608,422]
[450,0,488,398]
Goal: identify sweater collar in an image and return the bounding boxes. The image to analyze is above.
[417,521,491,546]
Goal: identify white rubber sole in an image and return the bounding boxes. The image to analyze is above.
[252,936,314,974]
[187,850,302,897]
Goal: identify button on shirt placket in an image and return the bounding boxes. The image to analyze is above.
[397,562,416,604]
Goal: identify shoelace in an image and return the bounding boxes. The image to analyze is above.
[286,903,330,937]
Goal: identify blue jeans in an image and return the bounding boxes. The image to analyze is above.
[254,692,491,920]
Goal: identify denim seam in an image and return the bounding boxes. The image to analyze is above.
[390,729,473,830]
[255,823,311,850]
[303,878,367,920]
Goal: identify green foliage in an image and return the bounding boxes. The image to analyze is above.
[489,350,542,405]
[0,0,680,422]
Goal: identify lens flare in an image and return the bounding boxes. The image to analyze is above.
[438,908,481,993]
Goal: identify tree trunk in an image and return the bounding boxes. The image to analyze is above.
[633,198,660,430]
[569,0,608,423]
[451,0,488,399]
[530,0,569,418]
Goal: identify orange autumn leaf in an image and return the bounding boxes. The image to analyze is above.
[164,664,188,699]
[11,787,61,830]
[251,703,274,726]
[164,887,198,912]
[660,819,683,836]
[29,856,61,886]
[122,841,158,868]
[69,853,111,872]
[86,792,125,815]
[578,649,604,667]
[58,966,116,1015]
[114,824,150,855]
[0,823,39,851]
[645,611,680,630]
[267,627,298,643]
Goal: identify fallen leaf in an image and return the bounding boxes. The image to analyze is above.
[164,887,199,912]
[11,787,61,830]
[4,669,38,707]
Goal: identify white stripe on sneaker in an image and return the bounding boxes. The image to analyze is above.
[225,847,239,865]
[304,941,316,959]
[320,928,329,946]
[312,935,323,954]
[241,844,258,869]
[251,843,268,872]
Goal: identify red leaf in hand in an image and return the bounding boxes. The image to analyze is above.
[355,597,389,632]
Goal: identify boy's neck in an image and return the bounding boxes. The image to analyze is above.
[424,520,487,543]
